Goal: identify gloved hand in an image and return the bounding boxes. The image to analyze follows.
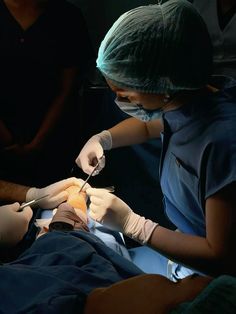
[87,188,158,244]
[0,203,33,246]
[75,130,112,175]
[26,177,90,209]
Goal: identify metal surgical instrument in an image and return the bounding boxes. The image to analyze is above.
[18,194,50,211]
[78,161,101,193]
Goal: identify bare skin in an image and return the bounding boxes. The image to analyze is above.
[3,0,46,30]
[0,180,29,203]
[218,0,236,15]
[84,274,213,314]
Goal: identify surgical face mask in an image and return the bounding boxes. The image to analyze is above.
[115,98,163,122]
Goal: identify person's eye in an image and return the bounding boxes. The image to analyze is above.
[117,96,130,102]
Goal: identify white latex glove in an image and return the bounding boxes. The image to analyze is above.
[75,130,112,175]
[0,203,33,246]
[87,188,158,244]
[26,177,90,209]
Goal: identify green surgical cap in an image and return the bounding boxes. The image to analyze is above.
[97,0,213,94]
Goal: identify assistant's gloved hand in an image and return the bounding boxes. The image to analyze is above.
[0,203,33,246]
[75,130,112,175]
[87,188,158,244]
[26,177,89,209]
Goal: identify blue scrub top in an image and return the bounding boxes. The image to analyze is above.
[160,76,236,236]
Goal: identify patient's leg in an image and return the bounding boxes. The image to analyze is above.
[66,185,87,220]
[36,186,89,236]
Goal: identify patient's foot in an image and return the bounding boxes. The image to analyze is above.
[49,203,89,232]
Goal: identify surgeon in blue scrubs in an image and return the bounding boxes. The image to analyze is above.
[75,0,236,279]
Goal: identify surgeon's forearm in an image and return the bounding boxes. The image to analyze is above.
[0,180,29,203]
[108,117,162,148]
[148,184,236,276]
[148,226,230,276]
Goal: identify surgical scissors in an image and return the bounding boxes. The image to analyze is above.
[78,162,100,193]
[78,156,106,193]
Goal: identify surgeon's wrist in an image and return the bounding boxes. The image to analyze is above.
[97,130,112,150]
[123,212,158,245]
[26,187,38,202]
